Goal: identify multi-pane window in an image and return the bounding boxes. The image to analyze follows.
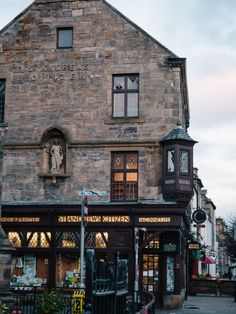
[112,74,139,118]
[111,152,138,201]
[57,27,73,48]
[0,79,6,123]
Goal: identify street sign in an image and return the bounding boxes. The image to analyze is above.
[78,189,107,196]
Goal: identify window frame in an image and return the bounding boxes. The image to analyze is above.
[0,79,6,123]
[111,151,138,201]
[179,149,190,175]
[166,148,175,175]
[57,27,73,49]
[112,74,139,118]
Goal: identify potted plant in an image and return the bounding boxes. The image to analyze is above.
[36,290,65,314]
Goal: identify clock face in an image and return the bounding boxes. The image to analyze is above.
[180,150,189,173]
[167,149,175,173]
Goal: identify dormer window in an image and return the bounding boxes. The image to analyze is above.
[57,27,73,49]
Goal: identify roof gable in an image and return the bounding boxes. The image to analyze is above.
[0,0,177,57]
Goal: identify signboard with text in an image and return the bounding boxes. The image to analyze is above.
[187,242,201,250]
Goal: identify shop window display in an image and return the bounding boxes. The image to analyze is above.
[10,254,48,287]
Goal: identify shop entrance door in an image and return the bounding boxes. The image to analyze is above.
[141,252,166,307]
[142,253,159,293]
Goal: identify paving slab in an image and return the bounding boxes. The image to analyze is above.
[156,296,236,314]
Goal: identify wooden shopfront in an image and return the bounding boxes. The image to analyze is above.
[1,203,187,307]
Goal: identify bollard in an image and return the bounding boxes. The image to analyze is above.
[73,290,85,314]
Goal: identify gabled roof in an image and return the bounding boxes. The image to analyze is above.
[0,1,34,34]
[0,0,178,58]
[104,0,178,57]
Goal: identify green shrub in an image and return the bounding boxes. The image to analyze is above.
[36,290,65,314]
[0,301,8,314]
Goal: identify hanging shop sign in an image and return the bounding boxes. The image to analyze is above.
[187,241,201,250]
[192,209,206,224]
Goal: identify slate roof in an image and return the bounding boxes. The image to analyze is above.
[160,124,197,143]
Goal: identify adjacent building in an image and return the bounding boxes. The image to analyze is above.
[0,0,197,308]
[189,169,217,279]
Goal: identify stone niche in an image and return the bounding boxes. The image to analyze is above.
[39,126,70,180]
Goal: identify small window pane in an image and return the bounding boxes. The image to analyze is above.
[27,232,38,248]
[127,75,138,89]
[167,149,175,173]
[126,172,137,181]
[8,232,21,247]
[58,29,73,48]
[113,94,125,117]
[112,154,124,169]
[41,232,51,248]
[127,93,138,117]
[180,150,189,174]
[114,172,124,181]
[114,76,125,90]
[126,154,138,169]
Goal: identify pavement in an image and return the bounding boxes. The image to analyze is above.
[156,295,236,314]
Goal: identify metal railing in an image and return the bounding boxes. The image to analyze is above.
[11,287,83,314]
[129,290,155,314]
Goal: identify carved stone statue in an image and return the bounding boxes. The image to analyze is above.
[50,143,63,173]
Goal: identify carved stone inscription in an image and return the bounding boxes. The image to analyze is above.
[13,62,88,82]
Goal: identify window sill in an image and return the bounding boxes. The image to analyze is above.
[105,117,144,124]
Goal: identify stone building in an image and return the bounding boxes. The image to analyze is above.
[190,169,217,279]
[0,0,196,309]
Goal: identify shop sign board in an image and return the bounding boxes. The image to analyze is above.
[0,217,40,223]
[58,215,130,223]
[187,241,201,250]
[78,189,107,196]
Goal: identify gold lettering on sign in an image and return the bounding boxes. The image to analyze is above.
[102,216,130,223]
[58,215,130,223]
[188,243,200,250]
[89,216,102,222]
[0,217,40,223]
[138,217,171,223]
[58,216,80,223]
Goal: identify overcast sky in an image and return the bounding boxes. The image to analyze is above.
[1,0,236,220]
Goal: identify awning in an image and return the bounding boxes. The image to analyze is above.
[202,256,215,264]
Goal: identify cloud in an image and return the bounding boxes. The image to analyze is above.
[1,0,235,220]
